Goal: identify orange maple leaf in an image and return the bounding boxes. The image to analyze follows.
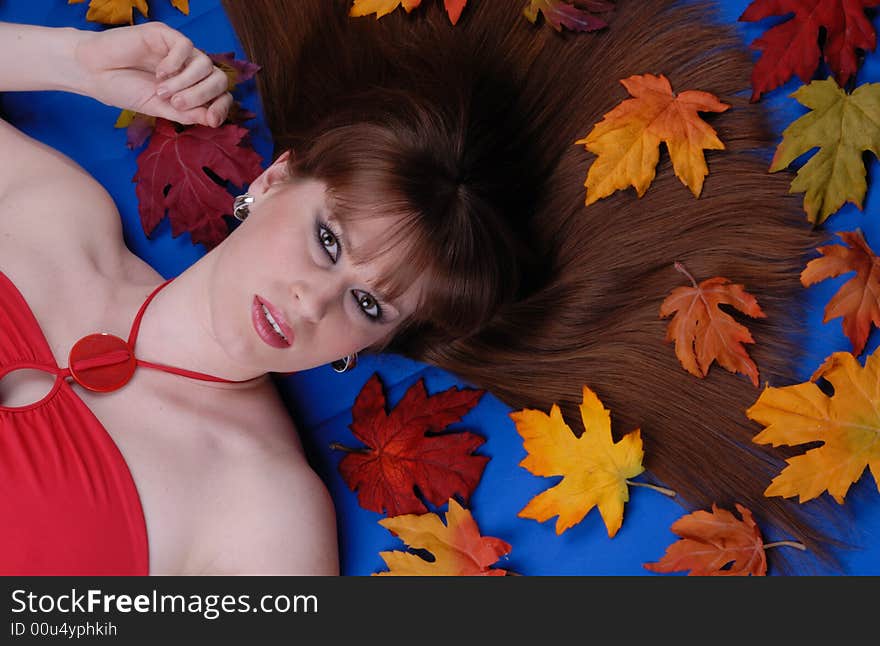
[748,347,880,504]
[349,0,466,23]
[575,73,729,205]
[659,262,766,386]
[644,503,789,576]
[800,229,880,357]
[349,0,422,19]
[445,0,467,24]
[375,499,511,575]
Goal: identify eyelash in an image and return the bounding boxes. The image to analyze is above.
[316,221,384,323]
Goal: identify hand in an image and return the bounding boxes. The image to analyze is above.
[73,22,233,127]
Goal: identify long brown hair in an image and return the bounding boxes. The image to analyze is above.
[224,0,851,573]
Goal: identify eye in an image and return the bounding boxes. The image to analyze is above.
[318,223,339,263]
[352,289,382,320]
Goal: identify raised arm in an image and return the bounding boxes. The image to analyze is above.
[0,21,231,127]
[0,21,234,272]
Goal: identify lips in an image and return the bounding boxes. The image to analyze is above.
[252,295,294,349]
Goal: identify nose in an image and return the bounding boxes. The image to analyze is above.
[290,280,333,323]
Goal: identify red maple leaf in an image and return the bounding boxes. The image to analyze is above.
[133,119,264,249]
[333,374,489,517]
[739,0,880,102]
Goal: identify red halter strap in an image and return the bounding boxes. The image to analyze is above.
[62,278,257,392]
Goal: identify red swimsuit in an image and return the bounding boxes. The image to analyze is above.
[0,270,250,575]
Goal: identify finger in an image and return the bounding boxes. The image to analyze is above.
[205,92,234,127]
[154,31,195,81]
[156,52,217,100]
[169,92,234,128]
[166,66,230,112]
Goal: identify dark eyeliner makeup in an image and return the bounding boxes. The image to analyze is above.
[352,289,383,322]
[316,220,341,263]
[316,219,385,323]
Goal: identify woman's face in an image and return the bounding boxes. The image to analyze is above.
[207,156,426,374]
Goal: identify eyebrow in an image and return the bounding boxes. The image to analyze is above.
[326,213,398,314]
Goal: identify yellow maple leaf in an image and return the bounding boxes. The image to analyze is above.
[770,77,880,225]
[575,73,729,206]
[114,109,139,129]
[747,347,880,504]
[511,385,648,537]
[68,0,188,25]
[349,0,422,20]
[375,499,511,575]
[69,0,148,24]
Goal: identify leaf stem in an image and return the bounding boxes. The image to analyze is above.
[626,480,677,497]
[673,261,698,288]
[763,540,807,552]
[328,442,369,454]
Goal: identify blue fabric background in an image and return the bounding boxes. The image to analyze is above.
[1,0,878,575]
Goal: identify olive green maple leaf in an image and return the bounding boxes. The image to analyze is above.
[770,77,880,225]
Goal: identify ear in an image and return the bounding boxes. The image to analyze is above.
[248,149,293,196]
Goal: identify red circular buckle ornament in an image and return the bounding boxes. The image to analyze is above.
[68,333,136,393]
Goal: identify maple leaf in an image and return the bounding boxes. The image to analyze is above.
[115,109,156,150]
[349,0,422,20]
[132,119,264,249]
[68,0,188,25]
[444,0,468,24]
[739,0,880,102]
[69,0,148,24]
[644,504,770,576]
[375,499,511,575]
[349,0,467,23]
[522,0,614,32]
[332,374,488,517]
[510,385,653,537]
[769,78,880,225]
[227,103,257,125]
[575,73,728,205]
[801,229,880,356]
[659,262,767,387]
[747,347,880,504]
[208,52,262,92]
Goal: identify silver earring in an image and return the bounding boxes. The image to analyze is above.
[331,352,358,373]
[232,194,255,221]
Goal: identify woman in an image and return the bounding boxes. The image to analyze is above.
[0,17,486,574]
[0,0,850,576]
[2,0,549,573]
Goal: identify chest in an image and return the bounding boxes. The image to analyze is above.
[77,379,233,574]
[0,250,228,574]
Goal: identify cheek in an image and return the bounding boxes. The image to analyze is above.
[312,317,357,358]
[252,213,315,272]
[319,308,388,354]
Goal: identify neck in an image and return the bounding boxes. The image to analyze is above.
[125,250,269,388]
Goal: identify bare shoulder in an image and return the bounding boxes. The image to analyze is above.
[0,116,128,276]
[190,400,340,576]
